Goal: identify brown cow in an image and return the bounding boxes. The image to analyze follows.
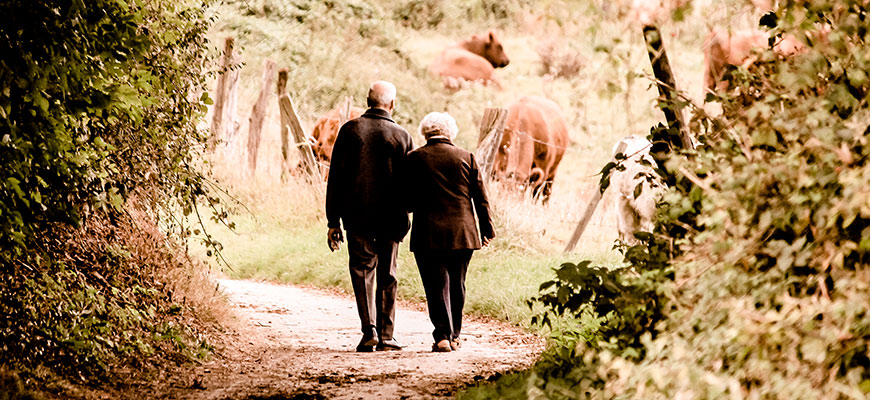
[430,31,510,89]
[310,105,364,166]
[493,96,569,202]
[704,27,806,93]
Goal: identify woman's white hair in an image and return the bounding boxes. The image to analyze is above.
[419,112,458,140]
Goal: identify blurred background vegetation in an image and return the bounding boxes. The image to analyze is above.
[202,0,870,398]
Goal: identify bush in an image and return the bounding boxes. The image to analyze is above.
[464,0,870,398]
[393,0,445,29]
[0,0,221,386]
[0,213,215,381]
[537,41,586,79]
[459,0,525,23]
[0,0,215,257]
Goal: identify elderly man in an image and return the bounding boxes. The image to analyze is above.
[406,112,495,352]
[325,81,412,352]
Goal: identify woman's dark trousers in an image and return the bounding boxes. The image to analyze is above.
[414,249,473,342]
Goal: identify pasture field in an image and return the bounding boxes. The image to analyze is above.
[195,0,760,326]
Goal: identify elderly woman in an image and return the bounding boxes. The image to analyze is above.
[406,112,495,352]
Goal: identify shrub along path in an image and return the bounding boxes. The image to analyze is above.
[139,279,542,399]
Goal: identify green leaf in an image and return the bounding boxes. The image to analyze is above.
[557,285,570,305]
[35,94,49,112]
[751,129,777,147]
[108,190,124,210]
[200,92,214,105]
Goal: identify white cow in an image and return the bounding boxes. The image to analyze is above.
[610,136,665,244]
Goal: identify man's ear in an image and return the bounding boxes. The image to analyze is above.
[388,99,395,112]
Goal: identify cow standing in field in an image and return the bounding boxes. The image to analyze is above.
[703,27,806,93]
[310,105,365,167]
[493,96,569,202]
[609,135,664,244]
[430,31,510,89]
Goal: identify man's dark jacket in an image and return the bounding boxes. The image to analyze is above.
[326,108,412,241]
[406,137,495,252]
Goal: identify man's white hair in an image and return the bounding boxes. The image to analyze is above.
[419,112,458,140]
[367,80,397,108]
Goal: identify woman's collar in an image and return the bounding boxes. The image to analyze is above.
[426,135,451,141]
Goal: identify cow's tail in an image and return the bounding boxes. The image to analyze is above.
[529,167,545,191]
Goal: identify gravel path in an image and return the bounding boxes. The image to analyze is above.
[141,279,543,399]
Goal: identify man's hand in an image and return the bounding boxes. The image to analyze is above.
[327,228,344,252]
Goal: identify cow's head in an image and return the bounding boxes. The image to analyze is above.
[467,30,510,69]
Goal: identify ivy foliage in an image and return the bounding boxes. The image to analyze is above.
[0,0,213,257]
[0,0,218,384]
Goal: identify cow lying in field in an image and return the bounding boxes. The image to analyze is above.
[493,96,569,202]
[609,135,664,244]
[430,30,510,89]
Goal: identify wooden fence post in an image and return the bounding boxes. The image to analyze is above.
[211,37,240,149]
[278,92,321,181]
[338,96,353,126]
[246,59,277,176]
[642,25,694,151]
[276,68,292,174]
[564,141,628,253]
[475,108,508,181]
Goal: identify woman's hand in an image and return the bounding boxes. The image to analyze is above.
[482,236,493,247]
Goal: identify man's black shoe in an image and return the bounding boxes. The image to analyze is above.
[376,338,404,351]
[356,344,375,352]
[356,328,378,352]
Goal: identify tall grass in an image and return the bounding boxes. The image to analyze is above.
[196,0,763,327]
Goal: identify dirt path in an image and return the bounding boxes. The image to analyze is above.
[144,279,543,399]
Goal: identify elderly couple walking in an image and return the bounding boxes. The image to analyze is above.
[325,80,495,353]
